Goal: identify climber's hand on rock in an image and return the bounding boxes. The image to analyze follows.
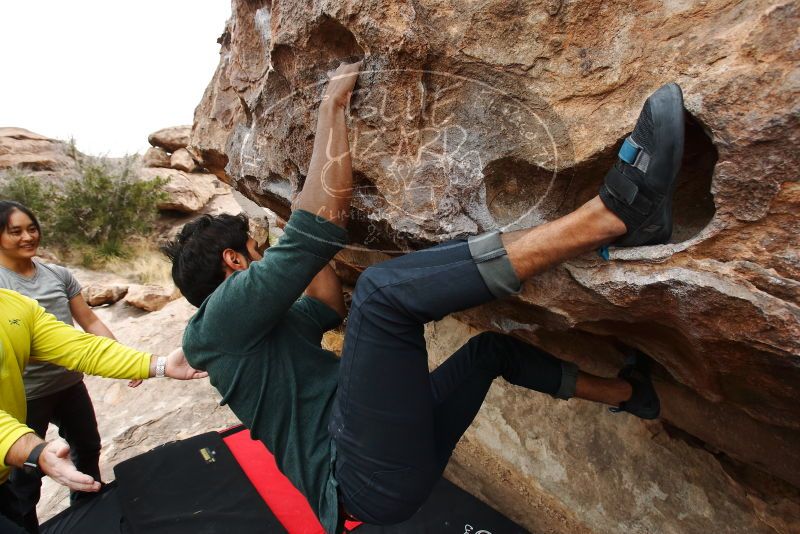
[323,61,362,109]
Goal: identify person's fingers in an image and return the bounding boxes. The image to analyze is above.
[183,366,208,380]
[346,60,363,72]
[41,442,101,492]
[55,442,71,459]
[323,61,362,108]
[128,379,144,388]
[331,61,361,81]
[63,473,101,493]
[338,60,362,72]
[63,468,96,486]
[164,358,208,380]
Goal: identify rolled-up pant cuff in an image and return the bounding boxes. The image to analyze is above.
[467,231,521,299]
[555,360,579,400]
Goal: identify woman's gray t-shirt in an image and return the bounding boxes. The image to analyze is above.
[0,260,84,399]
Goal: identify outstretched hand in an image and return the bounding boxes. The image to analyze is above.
[39,440,101,493]
[164,347,208,380]
[323,61,362,109]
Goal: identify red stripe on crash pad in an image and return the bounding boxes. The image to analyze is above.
[222,427,361,533]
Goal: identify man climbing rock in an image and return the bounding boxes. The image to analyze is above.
[165,61,683,532]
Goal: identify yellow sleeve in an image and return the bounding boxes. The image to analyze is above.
[29,303,151,380]
[0,410,34,483]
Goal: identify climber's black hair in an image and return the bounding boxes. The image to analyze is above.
[162,213,251,307]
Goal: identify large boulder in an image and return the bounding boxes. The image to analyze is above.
[82,283,129,307]
[123,284,179,312]
[148,125,192,153]
[142,146,171,168]
[139,167,221,213]
[0,127,78,173]
[169,148,199,173]
[191,1,800,532]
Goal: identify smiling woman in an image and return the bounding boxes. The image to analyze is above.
[0,203,41,275]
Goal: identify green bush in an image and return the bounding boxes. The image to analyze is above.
[0,158,167,259]
[0,170,53,221]
[53,160,167,250]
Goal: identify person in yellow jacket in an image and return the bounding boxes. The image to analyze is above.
[0,288,206,532]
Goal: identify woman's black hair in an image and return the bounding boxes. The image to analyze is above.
[0,200,41,234]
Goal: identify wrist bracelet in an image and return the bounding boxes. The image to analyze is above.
[155,356,167,378]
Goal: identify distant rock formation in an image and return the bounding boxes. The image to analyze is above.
[169,148,198,173]
[141,125,243,217]
[0,127,81,181]
[190,2,800,532]
[142,146,170,168]
[148,125,192,154]
[0,126,232,219]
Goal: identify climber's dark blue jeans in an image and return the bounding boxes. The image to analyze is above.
[329,234,579,525]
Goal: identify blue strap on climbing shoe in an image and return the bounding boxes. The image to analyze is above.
[618,137,640,164]
[618,136,651,173]
[597,245,610,261]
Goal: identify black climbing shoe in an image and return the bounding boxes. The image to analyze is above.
[610,349,661,420]
[599,83,685,247]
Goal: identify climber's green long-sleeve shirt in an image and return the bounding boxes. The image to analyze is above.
[183,209,348,534]
[0,289,152,484]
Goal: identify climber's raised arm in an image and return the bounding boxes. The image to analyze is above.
[294,61,361,229]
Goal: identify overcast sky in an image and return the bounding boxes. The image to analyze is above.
[0,1,231,156]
